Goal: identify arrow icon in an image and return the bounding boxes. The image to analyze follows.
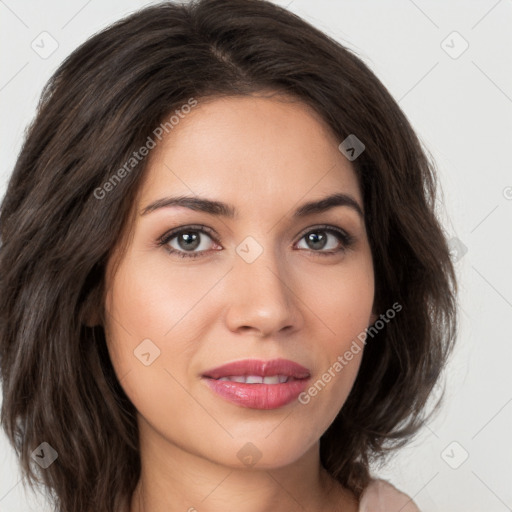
[134,339,161,366]
[338,134,365,161]
[31,442,58,468]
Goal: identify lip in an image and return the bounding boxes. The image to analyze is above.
[201,358,311,410]
[202,358,310,379]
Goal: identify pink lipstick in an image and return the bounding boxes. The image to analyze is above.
[201,358,311,409]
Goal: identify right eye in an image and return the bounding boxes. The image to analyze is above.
[158,225,221,259]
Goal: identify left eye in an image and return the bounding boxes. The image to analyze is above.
[158,225,353,259]
[296,228,349,253]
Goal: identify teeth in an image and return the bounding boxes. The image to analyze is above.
[216,375,290,384]
[245,375,263,384]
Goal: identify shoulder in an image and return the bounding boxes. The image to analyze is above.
[358,478,421,512]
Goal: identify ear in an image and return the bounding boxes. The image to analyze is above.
[369,311,378,325]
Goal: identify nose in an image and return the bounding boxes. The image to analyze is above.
[223,243,304,337]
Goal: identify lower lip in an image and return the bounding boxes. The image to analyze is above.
[203,377,310,409]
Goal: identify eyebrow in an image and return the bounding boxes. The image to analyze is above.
[140,192,364,219]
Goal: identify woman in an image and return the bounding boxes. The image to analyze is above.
[0,1,457,511]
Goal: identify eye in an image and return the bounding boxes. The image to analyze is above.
[157,224,355,259]
[158,225,219,259]
[295,225,354,256]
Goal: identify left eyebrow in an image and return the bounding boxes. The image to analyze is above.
[293,192,363,219]
[140,192,363,219]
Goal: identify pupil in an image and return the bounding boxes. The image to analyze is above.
[307,232,326,250]
[179,232,200,250]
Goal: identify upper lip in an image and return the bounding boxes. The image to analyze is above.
[202,358,311,380]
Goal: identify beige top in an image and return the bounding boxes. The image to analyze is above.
[359,479,421,512]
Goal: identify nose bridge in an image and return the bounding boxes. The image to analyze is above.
[236,233,290,302]
[224,233,302,335]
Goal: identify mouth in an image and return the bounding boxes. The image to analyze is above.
[213,375,296,384]
[201,358,311,410]
[201,357,311,380]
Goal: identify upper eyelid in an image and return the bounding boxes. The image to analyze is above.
[158,224,217,244]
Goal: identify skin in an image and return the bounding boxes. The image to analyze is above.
[102,92,377,512]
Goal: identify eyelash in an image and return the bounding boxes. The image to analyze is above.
[157,224,355,260]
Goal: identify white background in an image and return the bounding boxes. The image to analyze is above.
[1,1,511,511]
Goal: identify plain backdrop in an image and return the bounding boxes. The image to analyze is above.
[1,1,511,511]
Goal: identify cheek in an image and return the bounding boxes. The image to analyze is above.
[301,253,374,343]
[294,260,373,428]
[104,253,203,347]
[327,269,373,390]
[103,257,175,390]
[103,254,220,403]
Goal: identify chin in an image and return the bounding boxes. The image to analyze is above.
[207,429,318,470]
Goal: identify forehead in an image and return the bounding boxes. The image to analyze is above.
[137,94,362,213]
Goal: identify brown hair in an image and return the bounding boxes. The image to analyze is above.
[0,0,457,510]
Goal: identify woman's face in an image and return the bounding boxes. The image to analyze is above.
[104,93,375,469]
